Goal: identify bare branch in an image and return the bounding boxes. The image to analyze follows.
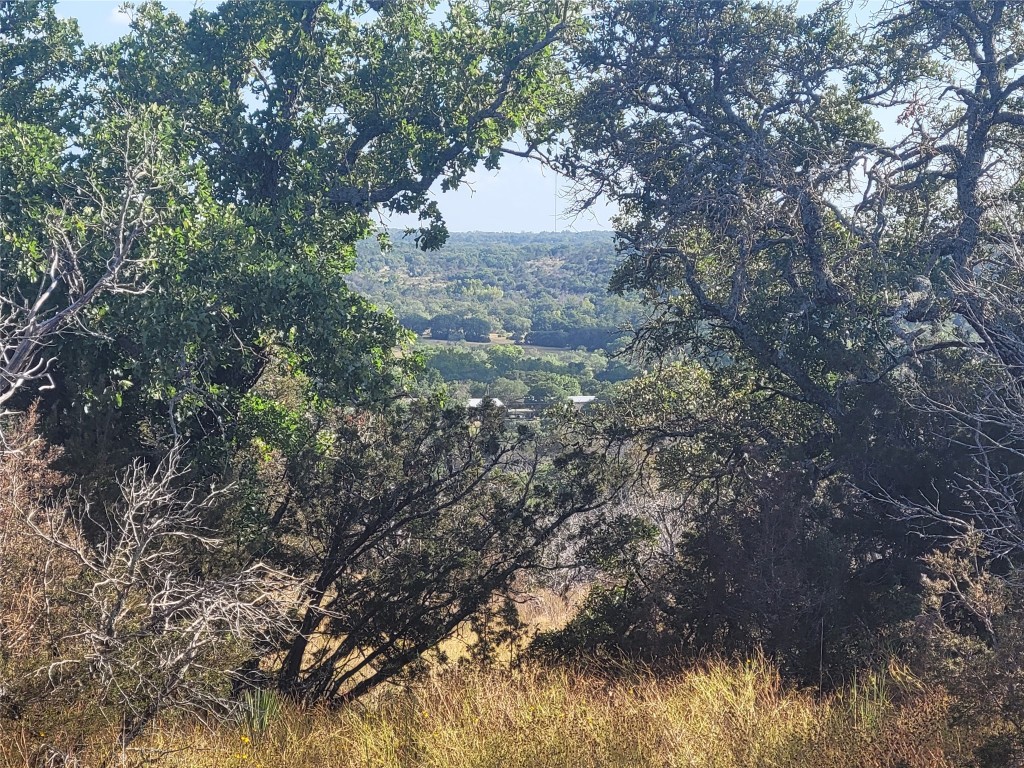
[16,443,300,749]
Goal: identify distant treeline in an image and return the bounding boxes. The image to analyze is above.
[419,342,634,403]
[351,231,636,351]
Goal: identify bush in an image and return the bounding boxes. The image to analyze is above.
[0,420,297,754]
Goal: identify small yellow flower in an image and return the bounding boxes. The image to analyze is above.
[240,736,251,744]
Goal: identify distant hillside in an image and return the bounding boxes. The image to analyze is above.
[351,231,637,352]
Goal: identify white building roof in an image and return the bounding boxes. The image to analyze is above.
[467,398,505,408]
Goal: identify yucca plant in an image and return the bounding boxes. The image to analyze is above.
[239,688,283,738]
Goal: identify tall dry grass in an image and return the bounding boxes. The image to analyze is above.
[0,657,964,768]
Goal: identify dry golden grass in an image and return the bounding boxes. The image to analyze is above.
[513,588,584,634]
[0,657,965,768]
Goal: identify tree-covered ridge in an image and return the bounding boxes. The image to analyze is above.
[418,342,634,404]
[351,230,639,350]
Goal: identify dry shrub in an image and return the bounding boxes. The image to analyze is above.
[1,417,299,765]
[906,535,1024,766]
[0,408,74,710]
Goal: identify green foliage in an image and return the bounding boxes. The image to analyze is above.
[223,396,625,701]
[239,688,284,739]
[352,230,635,351]
[0,0,82,133]
[348,230,640,402]
[536,365,924,679]
[0,0,574,476]
[522,370,581,402]
[0,0,602,712]
[461,315,492,342]
[488,376,529,403]
[421,342,617,405]
[541,0,1024,680]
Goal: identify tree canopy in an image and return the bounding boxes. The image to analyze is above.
[539,0,1024,677]
[1,0,574,470]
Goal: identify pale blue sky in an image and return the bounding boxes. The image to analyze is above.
[56,0,615,233]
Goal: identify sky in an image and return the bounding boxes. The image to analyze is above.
[56,0,617,233]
